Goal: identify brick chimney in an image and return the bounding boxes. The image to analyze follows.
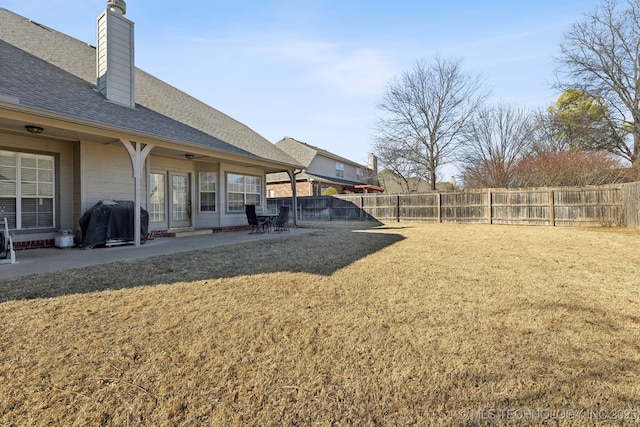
[96,0,135,107]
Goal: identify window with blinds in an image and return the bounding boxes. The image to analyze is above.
[226,173,261,212]
[199,172,216,212]
[0,150,55,229]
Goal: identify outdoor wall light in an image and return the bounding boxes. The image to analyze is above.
[25,125,44,134]
[185,154,195,159]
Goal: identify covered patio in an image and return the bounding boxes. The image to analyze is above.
[0,226,316,280]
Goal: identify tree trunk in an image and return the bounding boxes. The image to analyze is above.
[430,169,437,191]
[633,133,640,180]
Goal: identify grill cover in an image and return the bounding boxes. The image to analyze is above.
[79,200,149,248]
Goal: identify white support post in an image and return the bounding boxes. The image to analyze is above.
[121,140,153,246]
[287,170,298,228]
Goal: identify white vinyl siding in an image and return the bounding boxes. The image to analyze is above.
[0,150,55,229]
[96,8,135,107]
[84,144,136,204]
[307,156,366,182]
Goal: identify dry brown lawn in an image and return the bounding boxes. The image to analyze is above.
[1,222,639,426]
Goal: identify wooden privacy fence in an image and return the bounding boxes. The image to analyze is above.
[626,181,640,227]
[268,182,640,227]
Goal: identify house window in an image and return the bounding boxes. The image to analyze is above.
[199,172,216,212]
[0,150,55,229]
[336,162,345,178]
[227,173,261,212]
[149,172,166,222]
[356,167,363,180]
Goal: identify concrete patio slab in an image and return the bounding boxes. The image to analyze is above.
[0,227,312,279]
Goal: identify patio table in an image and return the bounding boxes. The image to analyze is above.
[257,214,278,232]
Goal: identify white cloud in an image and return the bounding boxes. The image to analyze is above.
[259,37,338,63]
[256,33,397,96]
[309,48,396,96]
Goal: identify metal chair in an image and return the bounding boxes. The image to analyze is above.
[245,204,268,234]
[273,205,290,232]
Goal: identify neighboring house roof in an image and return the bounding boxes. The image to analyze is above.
[0,8,302,169]
[305,172,363,187]
[267,171,365,186]
[268,136,376,186]
[304,173,384,192]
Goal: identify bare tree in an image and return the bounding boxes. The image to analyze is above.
[528,108,571,155]
[372,141,421,192]
[459,104,533,188]
[512,150,624,187]
[556,0,640,172]
[374,56,487,190]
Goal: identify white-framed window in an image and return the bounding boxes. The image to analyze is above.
[227,173,261,212]
[149,172,166,222]
[0,150,55,229]
[199,172,216,212]
[336,162,345,178]
[356,167,363,180]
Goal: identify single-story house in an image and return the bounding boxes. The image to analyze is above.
[0,2,302,249]
[267,137,384,197]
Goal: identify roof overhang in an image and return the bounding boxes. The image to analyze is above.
[354,184,385,193]
[0,102,302,173]
[268,171,384,192]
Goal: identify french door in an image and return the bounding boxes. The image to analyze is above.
[170,172,191,228]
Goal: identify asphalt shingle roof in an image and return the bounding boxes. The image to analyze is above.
[275,136,367,167]
[0,40,251,155]
[274,137,319,167]
[0,8,301,168]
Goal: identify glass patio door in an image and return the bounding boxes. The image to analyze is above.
[170,172,191,228]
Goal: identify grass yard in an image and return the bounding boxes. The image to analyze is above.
[1,222,639,426]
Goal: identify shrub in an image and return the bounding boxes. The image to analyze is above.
[321,187,339,196]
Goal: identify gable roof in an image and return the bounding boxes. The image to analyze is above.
[0,40,250,155]
[275,136,365,168]
[0,8,301,169]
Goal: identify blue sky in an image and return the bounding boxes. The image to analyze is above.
[4,0,600,177]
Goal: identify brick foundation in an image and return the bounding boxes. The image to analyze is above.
[14,239,56,250]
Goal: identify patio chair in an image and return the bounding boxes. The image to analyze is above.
[273,205,290,232]
[245,204,268,234]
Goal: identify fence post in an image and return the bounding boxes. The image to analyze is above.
[549,190,555,226]
[396,194,400,223]
[487,189,493,224]
[437,192,442,223]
